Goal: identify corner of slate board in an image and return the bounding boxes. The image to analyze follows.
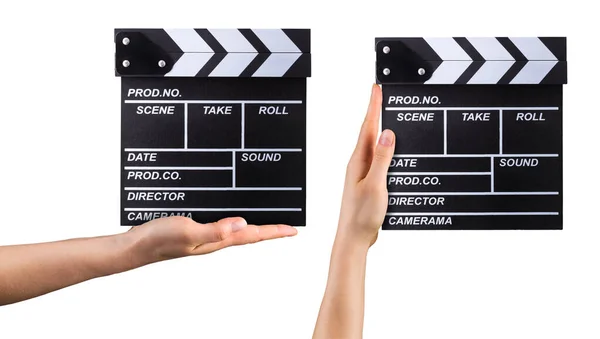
[116,29,310,227]
[375,37,566,230]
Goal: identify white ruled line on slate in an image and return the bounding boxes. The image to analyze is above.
[392,154,559,158]
[384,106,559,111]
[386,212,559,216]
[388,172,491,176]
[124,166,233,170]
[124,208,303,212]
[388,192,559,196]
[124,187,303,191]
[124,100,303,104]
[124,148,303,152]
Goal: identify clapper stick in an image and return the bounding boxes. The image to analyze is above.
[115,29,310,227]
[375,37,567,230]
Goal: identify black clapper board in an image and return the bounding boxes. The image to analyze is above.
[375,37,567,230]
[115,29,310,227]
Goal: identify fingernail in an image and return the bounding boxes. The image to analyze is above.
[231,219,247,232]
[371,84,378,97]
[379,129,394,146]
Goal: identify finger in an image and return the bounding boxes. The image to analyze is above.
[365,129,395,184]
[352,84,382,163]
[192,224,297,254]
[228,225,298,246]
[348,84,383,180]
[194,217,248,244]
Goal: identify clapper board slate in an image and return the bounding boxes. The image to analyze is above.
[115,29,310,227]
[376,37,567,230]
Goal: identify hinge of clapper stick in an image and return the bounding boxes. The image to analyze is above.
[375,37,566,85]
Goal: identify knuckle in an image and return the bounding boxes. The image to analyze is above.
[168,216,197,242]
[361,178,387,194]
[179,226,198,245]
[215,225,230,242]
[364,183,385,196]
[346,159,355,173]
[374,149,391,162]
[248,227,261,244]
[169,216,193,225]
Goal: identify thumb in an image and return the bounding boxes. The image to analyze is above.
[366,129,395,184]
[199,217,248,244]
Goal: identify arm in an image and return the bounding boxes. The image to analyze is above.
[0,217,296,306]
[313,85,395,339]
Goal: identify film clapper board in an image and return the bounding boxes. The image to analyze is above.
[115,29,310,227]
[376,37,567,230]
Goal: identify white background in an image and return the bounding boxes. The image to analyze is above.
[0,0,598,338]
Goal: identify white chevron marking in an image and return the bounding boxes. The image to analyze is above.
[252,29,300,52]
[208,29,256,53]
[165,53,213,77]
[164,29,213,53]
[468,61,515,84]
[209,53,257,77]
[467,38,514,60]
[510,61,558,84]
[424,38,471,60]
[253,54,301,77]
[425,61,472,84]
[509,38,557,60]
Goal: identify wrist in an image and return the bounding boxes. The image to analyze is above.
[333,230,371,256]
[335,223,376,252]
[80,233,140,278]
[111,231,153,273]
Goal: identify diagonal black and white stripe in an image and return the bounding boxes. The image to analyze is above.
[377,37,566,85]
[161,29,309,77]
[423,37,563,84]
[116,29,310,77]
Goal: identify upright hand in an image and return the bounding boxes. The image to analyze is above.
[337,84,396,248]
[313,85,395,339]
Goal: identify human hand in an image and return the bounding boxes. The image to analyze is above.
[337,84,395,248]
[125,216,298,265]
